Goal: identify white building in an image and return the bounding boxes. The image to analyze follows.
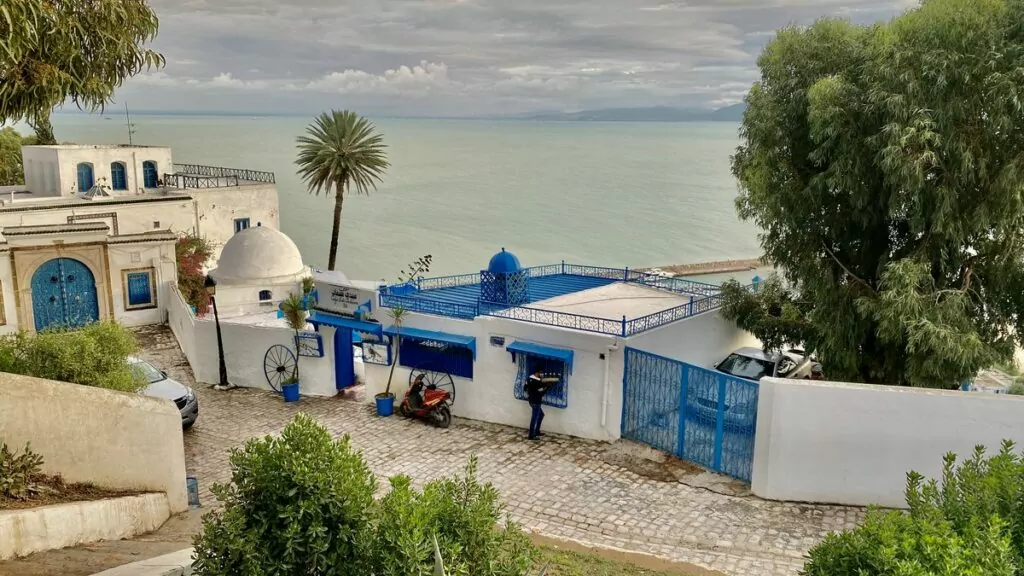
[0,143,280,333]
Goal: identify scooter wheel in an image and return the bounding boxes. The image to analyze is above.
[398,402,410,418]
[433,405,452,429]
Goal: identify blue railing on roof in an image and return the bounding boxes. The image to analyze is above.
[380,264,754,337]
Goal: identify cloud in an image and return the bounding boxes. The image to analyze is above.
[115,0,911,115]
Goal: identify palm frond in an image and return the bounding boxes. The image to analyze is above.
[295,109,390,198]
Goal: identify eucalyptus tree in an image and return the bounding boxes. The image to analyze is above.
[724,0,1024,388]
[295,110,389,271]
[0,0,163,144]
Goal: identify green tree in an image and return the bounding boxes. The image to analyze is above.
[726,0,1024,388]
[0,0,163,144]
[295,110,389,271]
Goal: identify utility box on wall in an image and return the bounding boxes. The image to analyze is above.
[310,268,376,318]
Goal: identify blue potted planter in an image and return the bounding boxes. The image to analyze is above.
[282,379,300,403]
[375,392,395,417]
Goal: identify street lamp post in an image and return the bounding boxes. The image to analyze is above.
[204,275,232,390]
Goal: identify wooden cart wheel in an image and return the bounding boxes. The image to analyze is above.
[264,344,297,392]
[409,365,456,404]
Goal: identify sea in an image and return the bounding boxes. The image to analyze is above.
[47,113,761,282]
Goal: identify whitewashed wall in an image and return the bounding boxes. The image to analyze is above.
[0,196,197,236]
[362,311,623,441]
[0,254,16,335]
[626,310,761,369]
[20,145,174,196]
[107,241,177,327]
[167,286,337,396]
[191,185,280,261]
[752,378,1024,508]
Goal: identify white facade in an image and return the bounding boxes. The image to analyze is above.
[752,377,1024,508]
[21,145,173,197]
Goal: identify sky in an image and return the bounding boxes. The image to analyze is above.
[111,0,916,117]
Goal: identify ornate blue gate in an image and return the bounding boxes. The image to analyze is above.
[31,258,100,331]
[621,347,759,482]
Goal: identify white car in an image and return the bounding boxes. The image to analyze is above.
[129,356,198,429]
[714,347,817,381]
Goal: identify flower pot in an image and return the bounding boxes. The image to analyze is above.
[375,393,395,417]
[282,382,301,403]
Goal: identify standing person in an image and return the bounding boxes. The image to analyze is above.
[526,368,553,440]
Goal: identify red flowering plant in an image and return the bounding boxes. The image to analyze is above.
[176,235,214,316]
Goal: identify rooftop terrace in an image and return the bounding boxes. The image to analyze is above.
[164,164,276,189]
[380,263,735,337]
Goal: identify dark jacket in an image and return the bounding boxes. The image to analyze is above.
[526,373,555,405]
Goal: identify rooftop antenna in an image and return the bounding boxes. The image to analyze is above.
[124,102,137,146]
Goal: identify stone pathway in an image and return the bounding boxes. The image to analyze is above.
[137,326,864,576]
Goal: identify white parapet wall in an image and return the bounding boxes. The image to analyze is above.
[752,377,1024,508]
[0,373,187,513]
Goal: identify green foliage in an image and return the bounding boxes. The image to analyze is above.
[0,322,144,392]
[729,0,1024,388]
[0,126,36,186]
[802,442,1024,576]
[192,414,378,576]
[175,234,214,316]
[0,442,45,500]
[295,110,389,270]
[301,276,315,295]
[0,0,164,143]
[720,275,815,354]
[1008,382,1024,396]
[279,293,309,381]
[192,416,537,576]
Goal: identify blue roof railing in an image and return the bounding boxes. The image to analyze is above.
[379,264,754,337]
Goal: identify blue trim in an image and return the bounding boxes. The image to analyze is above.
[506,341,574,374]
[295,332,324,357]
[383,326,476,359]
[307,311,383,339]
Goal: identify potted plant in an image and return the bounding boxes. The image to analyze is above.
[280,293,309,403]
[375,254,433,417]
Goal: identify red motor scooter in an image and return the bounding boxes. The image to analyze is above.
[398,369,455,428]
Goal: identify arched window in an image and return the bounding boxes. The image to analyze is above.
[110,162,127,190]
[76,163,94,191]
[259,290,273,302]
[142,161,158,188]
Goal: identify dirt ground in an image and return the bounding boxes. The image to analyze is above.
[0,477,144,511]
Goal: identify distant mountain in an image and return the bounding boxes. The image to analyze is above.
[520,104,747,122]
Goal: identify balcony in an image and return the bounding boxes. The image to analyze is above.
[162,164,276,189]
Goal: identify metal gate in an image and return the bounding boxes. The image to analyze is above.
[621,347,759,482]
[31,258,100,332]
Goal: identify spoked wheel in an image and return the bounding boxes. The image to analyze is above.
[432,405,452,429]
[408,365,456,404]
[264,344,297,392]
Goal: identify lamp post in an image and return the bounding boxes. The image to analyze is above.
[204,275,232,390]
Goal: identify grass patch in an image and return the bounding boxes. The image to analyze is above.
[538,544,712,576]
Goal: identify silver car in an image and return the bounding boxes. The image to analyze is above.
[129,356,198,429]
[714,347,817,381]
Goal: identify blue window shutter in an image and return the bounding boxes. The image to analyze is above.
[126,272,153,307]
[110,163,127,190]
[76,163,94,191]
[398,338,474,379]
[142,161,158,188]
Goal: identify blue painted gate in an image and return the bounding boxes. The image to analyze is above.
[31,258,100,332]
[621,347,759,482]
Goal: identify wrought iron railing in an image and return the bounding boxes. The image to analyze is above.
[162,173,240,189]
[172,163,276,184]
[381,265,755,337]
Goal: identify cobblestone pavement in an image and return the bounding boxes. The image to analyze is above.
[137,326,865,576]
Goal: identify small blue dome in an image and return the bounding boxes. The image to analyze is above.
[487,248,522,274]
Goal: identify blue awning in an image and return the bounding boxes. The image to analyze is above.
[383,326,476,359]
[506,341,574,374]
[308,311,383,339]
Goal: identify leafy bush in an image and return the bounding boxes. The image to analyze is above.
[0,322,144,392]
[176,234,214,316]
[802,442,1024,576]
[1008,381,1024,396]
[0,442,45,500]
[192,415,537,576]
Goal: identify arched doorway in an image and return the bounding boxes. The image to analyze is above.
[31,258,100,331]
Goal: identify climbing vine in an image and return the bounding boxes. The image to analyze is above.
[176,234,213,316]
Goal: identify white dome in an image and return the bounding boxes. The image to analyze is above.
[211,226,306,284]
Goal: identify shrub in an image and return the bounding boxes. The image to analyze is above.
[0,442,45,500]
[192,415,537,576]
[0,322,144,392]
[802,442,1024,576]
[1008,381,1024,396]
[192,414,378,576]
[176,234,213,316]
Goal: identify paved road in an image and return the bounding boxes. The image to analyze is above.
[135,326,862,576]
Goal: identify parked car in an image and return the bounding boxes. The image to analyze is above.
[129,356,198,429]
[713,347,817,381]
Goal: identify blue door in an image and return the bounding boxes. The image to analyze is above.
[110,162,127,190]
[76,163,94,191]
[142,161,158,188]
[31,258,100,332]
[334,327,356,389]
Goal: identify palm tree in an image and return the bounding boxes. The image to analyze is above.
[295,110,389,270]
